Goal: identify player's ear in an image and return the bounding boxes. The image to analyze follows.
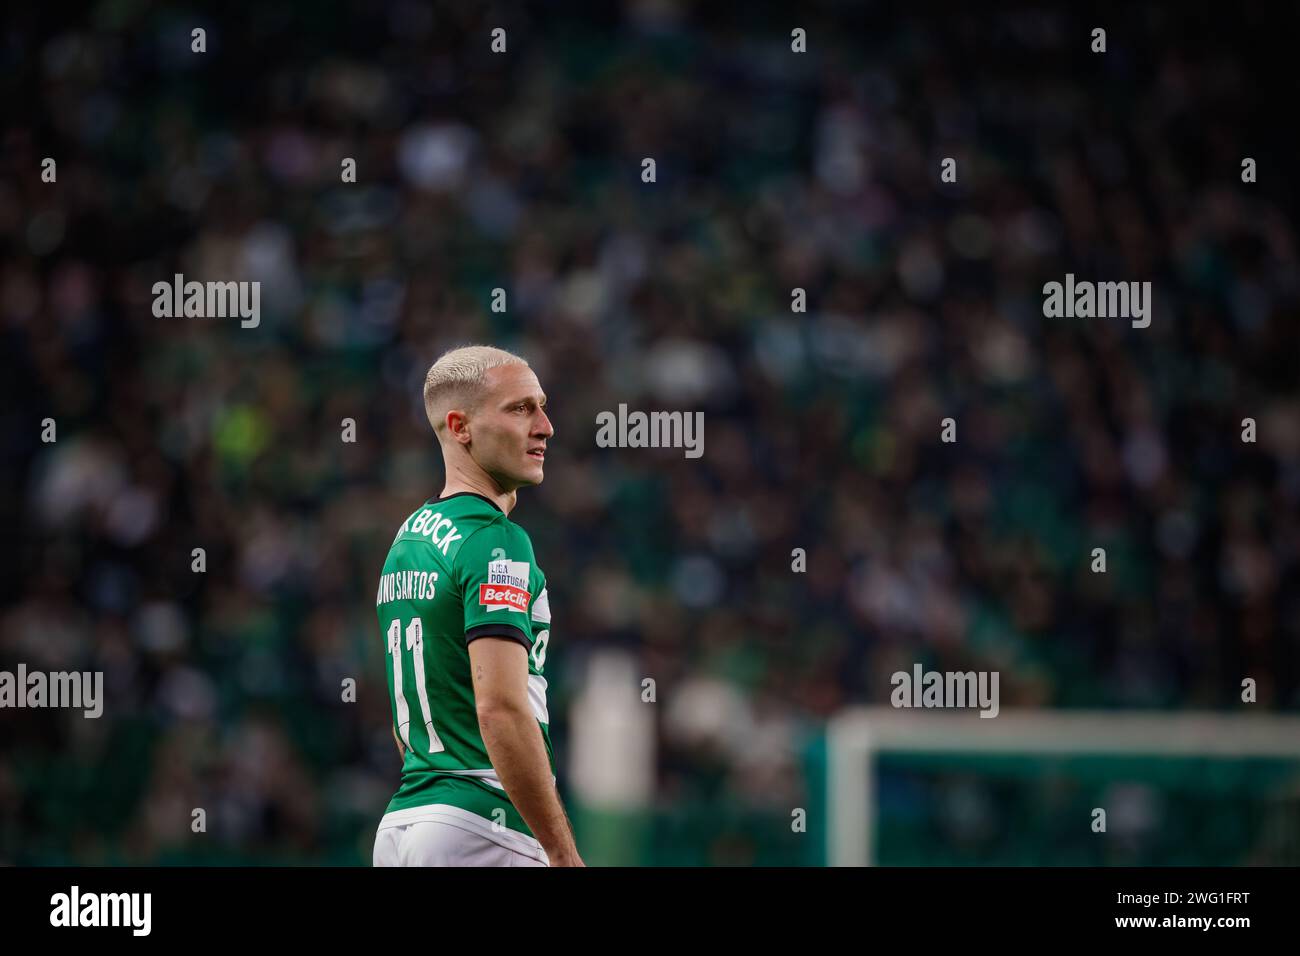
[445,408,472,445]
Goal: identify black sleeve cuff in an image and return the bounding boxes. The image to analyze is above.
[464,622,532,650]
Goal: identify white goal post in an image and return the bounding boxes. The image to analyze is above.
[826,707,1300,866]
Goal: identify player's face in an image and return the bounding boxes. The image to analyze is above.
[473,363,552,489]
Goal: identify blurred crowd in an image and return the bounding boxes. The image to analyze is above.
[1,2,1297,864]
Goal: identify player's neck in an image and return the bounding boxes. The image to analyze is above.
[439,475,517,516]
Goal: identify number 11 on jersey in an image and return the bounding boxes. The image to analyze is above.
[386,617,445,753]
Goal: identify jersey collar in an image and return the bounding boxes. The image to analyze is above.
[429,491,504,514]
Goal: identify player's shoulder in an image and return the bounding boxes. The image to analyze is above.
[389,492,533,562]
[389,493,499,555]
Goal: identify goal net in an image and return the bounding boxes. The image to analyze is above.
[826,708,1300,866]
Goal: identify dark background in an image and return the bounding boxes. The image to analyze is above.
[1,0,1297,864]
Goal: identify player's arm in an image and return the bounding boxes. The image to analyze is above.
[468,636,584,867]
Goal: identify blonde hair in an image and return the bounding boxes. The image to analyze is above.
[423,344,529,436]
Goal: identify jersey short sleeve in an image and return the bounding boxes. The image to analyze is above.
[456,519,537,650]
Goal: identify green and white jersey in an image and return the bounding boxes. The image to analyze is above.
[375,491,554,857]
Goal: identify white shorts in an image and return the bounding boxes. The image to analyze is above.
[373,804,550,867]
